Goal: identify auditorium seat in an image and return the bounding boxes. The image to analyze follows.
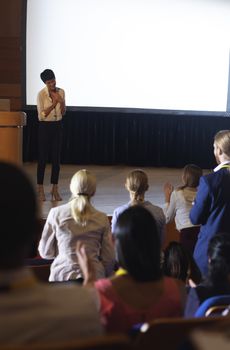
[134,316,224,350]
[0,334,131,350]
[163,221,180,249]
[194,295,230,317]
[28,264,51,282]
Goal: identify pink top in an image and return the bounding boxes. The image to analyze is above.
[95,277,182,333]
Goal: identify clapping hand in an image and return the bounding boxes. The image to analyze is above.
[76,241,96,286]
[50,91,63,104]
[163,182,174,202]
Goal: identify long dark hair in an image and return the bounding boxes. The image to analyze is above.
[114,206,162,282]
[207,233,230,290]
[163,241,201,284]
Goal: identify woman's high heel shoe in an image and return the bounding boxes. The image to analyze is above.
[37,185,46,201]
[51,184,62,201]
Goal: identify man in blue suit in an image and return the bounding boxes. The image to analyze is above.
[190,130,230,277]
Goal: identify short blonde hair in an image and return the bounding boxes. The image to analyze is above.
[214,130,230,158]
[70,169,96,226]
[126,169,149,204]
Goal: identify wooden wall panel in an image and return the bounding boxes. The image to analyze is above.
[0,0,22,37]
[0,0,22,110]
[0,99,10,111]
[10,98,22,111]
[0,84,21,97]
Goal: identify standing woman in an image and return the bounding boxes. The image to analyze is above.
[37,69,66,201]
[190,130,230,277]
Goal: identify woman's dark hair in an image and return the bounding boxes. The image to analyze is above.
[163,241,202,284]
[163,242,189,282]
[40,69,55,83]
[113,206,162,282]
[207,232,230,289]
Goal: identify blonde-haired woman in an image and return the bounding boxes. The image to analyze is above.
[39,169,115,282]
[191,130,230,277]
[111,169,165,242]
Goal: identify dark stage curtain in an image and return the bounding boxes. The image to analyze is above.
[23,109,230,169]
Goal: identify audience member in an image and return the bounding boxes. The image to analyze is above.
[39,169,115,281]
[163,241,202,286]
[77,206,186,333]
[190,130,230,276]
[163,164,203,254]
[185,232,230,317]
[0,162,103,345]
[111,169,165,243]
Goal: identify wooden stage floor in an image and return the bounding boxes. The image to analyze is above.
[23,163,209,219]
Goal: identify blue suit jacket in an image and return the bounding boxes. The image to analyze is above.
[190,168,230,276]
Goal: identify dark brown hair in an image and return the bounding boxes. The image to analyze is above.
[177,164,203,190]
[40,69,55,83]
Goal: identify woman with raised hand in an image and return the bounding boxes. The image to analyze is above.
[77,206,186,333]
[111,169,165,243]
[163,164,203,254]
[39,169,115,282]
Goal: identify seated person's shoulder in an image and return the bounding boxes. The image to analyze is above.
[34,283,103,338]
[41,283,100,310]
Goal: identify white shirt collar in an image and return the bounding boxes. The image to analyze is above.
[214,160,230,172]
[44,86,51,97]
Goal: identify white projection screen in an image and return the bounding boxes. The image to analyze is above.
[25,0,230,111]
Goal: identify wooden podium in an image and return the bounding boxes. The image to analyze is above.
[0,112,27,164]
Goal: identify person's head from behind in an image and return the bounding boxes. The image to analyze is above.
[207,232,230,288]
[70,169,96,227]
[181,164,203,189]
[163,242,189,283]
[214,130,230,164]
[0,162,40,269]
[40,69,56,91]
[125,169,149,204]
[163,242,202,285]
[114,206,162,282]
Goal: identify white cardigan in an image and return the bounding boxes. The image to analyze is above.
[39,202,115,281]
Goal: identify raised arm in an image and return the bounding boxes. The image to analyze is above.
[76,241,96,286]
[51,89,66,115]
[163,183,176,224]
[38,209,58,259]
[37,92,57,120]
[100,220,116,276]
